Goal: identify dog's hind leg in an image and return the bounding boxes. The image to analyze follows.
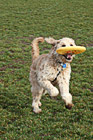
[31,86,43,113]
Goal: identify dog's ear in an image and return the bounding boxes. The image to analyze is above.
[45,37,60,45]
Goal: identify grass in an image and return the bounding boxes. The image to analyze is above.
[0,0,93,139]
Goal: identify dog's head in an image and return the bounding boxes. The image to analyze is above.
[45,37,76,63]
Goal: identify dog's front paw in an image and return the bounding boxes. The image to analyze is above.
[65,103,74,110]
[50,87,59,97]
[62,93,72,105]
[38,101,42,107]
[33,108,42,113]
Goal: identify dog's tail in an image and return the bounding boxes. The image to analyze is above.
[31,37,44,62]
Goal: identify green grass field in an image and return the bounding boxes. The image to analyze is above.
[0,0,93,139]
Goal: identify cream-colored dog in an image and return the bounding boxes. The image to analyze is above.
[30,37,76,113]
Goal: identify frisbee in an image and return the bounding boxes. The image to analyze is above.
[56,46,86,55]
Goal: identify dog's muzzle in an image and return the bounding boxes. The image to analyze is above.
[63,53,73,61]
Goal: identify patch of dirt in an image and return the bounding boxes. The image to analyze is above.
[0,51,5,55]
[16,35,34,40]
[0,130,6,135]
[0,59,26,71]
[0,65,10,71]
[0,64,20,71]
[41,47,50,51]
[9,50,14,53]
[16,35,34,45]
[13,59,26,64]
[4,35,34,46]
[87,42,93,47]
[0,79,4,83]
[89,88,93,92]
[21,40,31,45]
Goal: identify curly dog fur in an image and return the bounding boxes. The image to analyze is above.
[29,37,76,113]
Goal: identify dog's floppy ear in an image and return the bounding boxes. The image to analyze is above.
[45,37,60,45]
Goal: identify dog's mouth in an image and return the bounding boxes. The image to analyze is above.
[63,53,73,61]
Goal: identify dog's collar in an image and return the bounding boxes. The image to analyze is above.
[52,62,66,82]
[55,59,66,69]
[58,62,66,69]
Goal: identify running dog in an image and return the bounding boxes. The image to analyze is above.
[29,37,76,113]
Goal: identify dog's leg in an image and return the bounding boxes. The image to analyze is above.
[57,75,74,109]
[32,95,42,113]
[38,79,59,97]
[31,87,43,113]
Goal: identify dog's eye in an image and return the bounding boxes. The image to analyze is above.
[70,44,73,46]
[57,42,59,44]
[62,44,66,47]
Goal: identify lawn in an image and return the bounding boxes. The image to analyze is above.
[0,0,93,139]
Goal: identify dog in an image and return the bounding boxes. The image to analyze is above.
[29,37,76,113]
